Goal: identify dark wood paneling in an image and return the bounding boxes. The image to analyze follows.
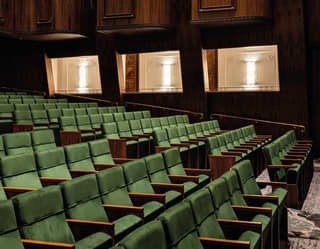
[103,0,135,19]
[207,49,217,91]
[0,0,13,31]
[125,54,138,92]
[199,0,236,11]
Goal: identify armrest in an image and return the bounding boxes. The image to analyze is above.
[284,155,305,159]
[60,130,80,134]
[297,140,312,144]
[228,148,248,153]
[217,218,262,234]
[287,151,307,155]
[107,138,127,142]
[200,237,250,249]
[34,123,50,127]
[3,186,36,198]
[169,175,199,184]
[133,134,151,139]
[267,165,297,169]
[79,129,96,134]
[120,136,139,140]
[232,205,272,217]
[222,151,242,156]
[66,219,114,243]
[69,169,97,178]
[243,194,278,205]
[103,204,144,221]
[184,168,212,177]
[151,183,184,194]
[208,154,236,160]
[181,140,200,145]
[22,239,75,249]
[113,158,135,164]
[234,145,253,150]
[170,143,190,148]
[94,163,120,171]
[39,177,70,186]
[155,146,175,153]
[129,192,166,206]
[281,158,302,164]
[256,181,287,189]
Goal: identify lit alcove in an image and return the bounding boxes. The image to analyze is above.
[204,45,280,92]
[46,55,102,95]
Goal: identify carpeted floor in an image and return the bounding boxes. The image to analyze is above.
[257,169,320,249]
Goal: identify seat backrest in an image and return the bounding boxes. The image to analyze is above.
[216,135,228,152]
[13,186,76,244]
[206,178,238,220]
[14,110,33,124]
[76,115,93,130]
[200,122,210,135]
[206,136,222,156]
[60,116,78,131]
[117,120,133,137]
[151,118,161,129]
[62,108,75,117]
[0,200,24,249]
[185,124,197,139]
[232,160,262,195]
[175,115,185,124]
[44,103,57,110]
[99,107,109,114]
[35,147,72,179]
[158,201,205,249]
[61,174,109,222]
[78,103,88,108]
[31,129,56,152]
[56,103,68,109]
[88,102,98,107]
[88,139,115,164]
[168,116,177,127]
[0,135,5,157]
[75,108,87,116]
[87,107,98,115]
[47,99,58,104]
[108,106,118,113]
[31,110,49,124]
[118,221,167,249]
[114,113,125,122]
[64,143,95,170]
[153,129,171,147]
[97,166,134,206]
[221,170,247,206]
[177,125,189,141]
[89,114,103,129]
[57,98,68,103]
[144,153,171,184]
[141,118,153,133]
[9,99,22,104]
[0,104,14,118]
[117,106,126,113]
[102,122,120,139]
[142,110,151,118]
[166,127,181,144]
[15,104,29,111]
[129,120,144,135]
[124,112,134,120]
[3,132,33,155]
[194,123,205,137]
[0,152,43,189]
[123,159,155,194]
[263,142,286,181]
[102,113,115,123]
[162,148,187,176]
[23,98,35,104]
[35,99,47,104]
[160,117,170,129]
[182,115,189,124]
[29,104,44,111]
[133,111,143,120]
[224,132,234,150]
[68,103,79,108]
[47,108,62,123]
[186,188,225,239]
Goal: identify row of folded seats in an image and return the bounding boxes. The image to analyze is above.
[0,157,288,249]
[0,91,28,95]
[263,130,313,208]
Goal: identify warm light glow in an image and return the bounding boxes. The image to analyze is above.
[162,63,172,88]
[246,61,256,86]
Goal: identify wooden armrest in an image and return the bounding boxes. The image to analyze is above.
[93,127,102,131]
[222,151,242,156]
[287,151,307,155]
[169,175,199,184]
[181,140,200,145]
[281,158,302,164]
[297,140,312,144]
[107,138,127,142]
[228,148,248,153]
[93,163,120,171]
[151,183,184,194]
[208,154,236,160]
[170,143,190,148]
[256,181,287,189]
[133,134,151,138]
[69,170,96,178]
[232,205,272,217]
[39,177,70,186]
[293,144,311,148]
[268,165,297,169]
[129,192,166,206]
[256,135,272,138]
[60,130,80,134]
[197,136,207,139]
[66,219,114,243]
[103,204,144,221]
[3,186,36,198]
[120,136,139,140]
[184,168,212,177]
[113,158,135,164]
[234,145,253,150]
[79,129,95,134]
[200,237,250,249]
[284,155,305,159]
[217,218,262,234]
[241,142,258,146]
[243,194,278,205]
[22,239,75,249]
[34,123,50,127]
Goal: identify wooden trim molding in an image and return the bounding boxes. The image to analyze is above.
[198,0,237,12]
[103,0,136,20]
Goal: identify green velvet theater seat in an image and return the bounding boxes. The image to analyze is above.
[89,114,103,131]
[123,159,180,208]
[61,174,142,241]
[151,118,162,130]
[102,113,115,123]
[168,116,177,127]
[0,152,43,189]
[124,112,134,121]
[44,103,57,110]
[114,113,125,122]
[47,108,62,123]
[87,107,99,115]
[162,148,211,189]
[56,103,68,109]
[3,132,33,155]
[160,117,170,129]
[31,129,56,151]
[62,108,75,117]
[108,106,118,113]
[141,118,153,134]
[96,166,164,222]
[133,111,143,120]
[142,110,151,119]
[0,135,6,157]
[0,104,14,121]
[117,106,126,113]
[13,186,113,248]
[31,110,50,129]
[29,104,43,111]
[75,108,87,116]
[0,200,24,249]
[186,189,261,249]
[69,103,79,108]
[14,104,29,111]
[35,147,72,179]
[0,179,7,200]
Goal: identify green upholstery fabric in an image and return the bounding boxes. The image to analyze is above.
[116,121,140,158]
[103,123,119,139]
[98,107,109,114]
[15,104,29,111]
[44,103,57,110]
[13,186,113,248]
[23,100,35,105]
[117,106,126,113]
[87,102,98,108]
[76,115,96,140]
[158,202,205,249]
[87,108,98,115]
[88,139,115,164]
[0,104,14,119]
[31,129,56,152]
[3,132,33,155]
[168,116,177,127]
[102,113,115,123]
[175,115,185,125]
[151,118,161,130]
[57,98,68,103]
[47,109,62,123]
[114,113,124,122]
[31,110,50,126]
[160,117,170,129]
[56,103,68,109]
[153,129,171,147]
[0,152,42,189]
[108,107,118,113]
[142,111,151,119]
[14,110,33,125]
[0,200,24,249]
[221,170,247,206]
[30,104,43,111]
[75,108,87,116]
[0,135,5,157]
[182,115,189,124]
[118,221,166,249]
[141,118,153,133]
[133,111,143,120]
[35,99,47,104]
[64,143,95,171]
[62,108,75,117]
[69,103,79,108]
[9,99,22,104]
[0,178,7,200]
[129,120,147,137]
[124,112,134,121]
[89,114,103,129]
[36,147,72,179]
[60,116,78,131]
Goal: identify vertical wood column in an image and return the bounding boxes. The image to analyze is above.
[176,0,207,115]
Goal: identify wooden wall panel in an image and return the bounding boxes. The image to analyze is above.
[125,54,138,92]
[0,0,13,31]
[207,49,217,91]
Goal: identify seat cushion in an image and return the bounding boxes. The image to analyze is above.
[251,214,271,233]
[114,215,142,239]
[75,232,112,249]
[183,182,198,196]
[272,187,288,206]
[142,201,164,220]
[237,231,261,249]
[165,190,182,207]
